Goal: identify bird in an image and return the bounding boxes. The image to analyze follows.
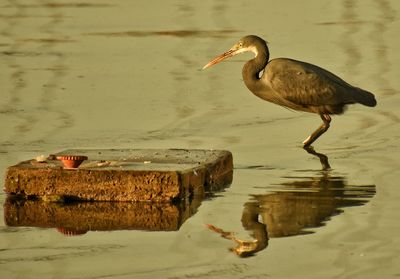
[202,35,377,147]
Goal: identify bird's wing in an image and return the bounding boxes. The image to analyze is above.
[267,58,355,106]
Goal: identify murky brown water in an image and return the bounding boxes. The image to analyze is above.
[1,0,400,278]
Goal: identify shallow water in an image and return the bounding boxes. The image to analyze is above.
[1,0,400,278]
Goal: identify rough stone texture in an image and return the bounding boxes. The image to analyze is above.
[4,149,233,202]
[4,197,202,232]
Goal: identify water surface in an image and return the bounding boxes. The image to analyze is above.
[1,1,400,278]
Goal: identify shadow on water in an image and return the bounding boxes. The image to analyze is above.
[207,171,375,257]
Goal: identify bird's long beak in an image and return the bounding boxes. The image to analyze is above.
[202,48,240,70]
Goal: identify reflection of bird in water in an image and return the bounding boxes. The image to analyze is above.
[203,35,377,147]
[206,172,375,257]
[256,174,374,237]
[206,223,264,258]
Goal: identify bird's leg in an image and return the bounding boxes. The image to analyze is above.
[303,114,331,147]
[303,145,331,170]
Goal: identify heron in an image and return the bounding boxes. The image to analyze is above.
[203,35,377,147]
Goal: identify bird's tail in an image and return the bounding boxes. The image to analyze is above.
[353,88,377,107]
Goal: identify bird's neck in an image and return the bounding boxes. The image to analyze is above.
[242,49,269,94]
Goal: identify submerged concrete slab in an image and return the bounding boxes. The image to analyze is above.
[4,149,233,202]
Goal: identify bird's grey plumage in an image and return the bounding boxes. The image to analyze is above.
[261,58,376,114]
[203,35,377,147]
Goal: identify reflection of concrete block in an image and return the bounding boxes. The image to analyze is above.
[4,197,202,232]
[4,149,233,202]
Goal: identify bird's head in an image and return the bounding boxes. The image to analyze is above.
[202,35,267,70]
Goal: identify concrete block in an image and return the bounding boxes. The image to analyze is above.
[4,149,233,202]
